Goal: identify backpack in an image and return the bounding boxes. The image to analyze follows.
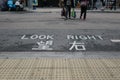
[66,0,71,5]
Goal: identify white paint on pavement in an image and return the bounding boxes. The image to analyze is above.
[111,39,120,43]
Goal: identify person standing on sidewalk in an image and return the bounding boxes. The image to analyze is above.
[93,0,97,9]
[79,0,89,20]
[111,0,116,10]
[59,0,66,17]
[43,0,47,7]
[64,0,74,20]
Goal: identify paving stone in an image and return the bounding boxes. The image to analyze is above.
[0,58,120,80]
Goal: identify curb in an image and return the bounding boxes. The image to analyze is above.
[28,8,120,13]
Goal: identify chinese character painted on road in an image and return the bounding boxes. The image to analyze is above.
[32,40,53,50]
[69,41,86,51]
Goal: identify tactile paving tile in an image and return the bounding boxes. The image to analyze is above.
[0,58,120,80]
[69,59,88,68]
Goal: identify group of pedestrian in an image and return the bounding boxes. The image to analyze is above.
[0,0,24,11]
[59,0,89,20]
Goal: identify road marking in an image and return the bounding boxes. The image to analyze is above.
[111,39,120,43]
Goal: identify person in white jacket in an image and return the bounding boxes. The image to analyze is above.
[15,0,23,10]
[15,0,20,6]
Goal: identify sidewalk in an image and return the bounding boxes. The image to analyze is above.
[27,8,120,13]
[0,57,120,80]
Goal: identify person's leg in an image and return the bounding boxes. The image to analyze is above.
[111,2,116,10]
[113,1,116,10]
[83,7,87,20]
[93,2,95,9]
[100,0,105,7]
[68,6,71,19]
[80,7,84,19]
[65,6,68,19]
[89,0,92,9]
[110,3,113,10]
[93,0,97,9]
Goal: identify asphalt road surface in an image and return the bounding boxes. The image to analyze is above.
[0,29,120,52]
[0,11,120,52]
[0,12,120,29]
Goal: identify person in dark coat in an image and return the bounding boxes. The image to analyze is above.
[79,0,89,20]
[64,0,74,19]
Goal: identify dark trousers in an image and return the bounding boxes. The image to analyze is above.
[111,1,116,10]
[80,6,87,19]
[65,5,71,19]
[93,0,97,9]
